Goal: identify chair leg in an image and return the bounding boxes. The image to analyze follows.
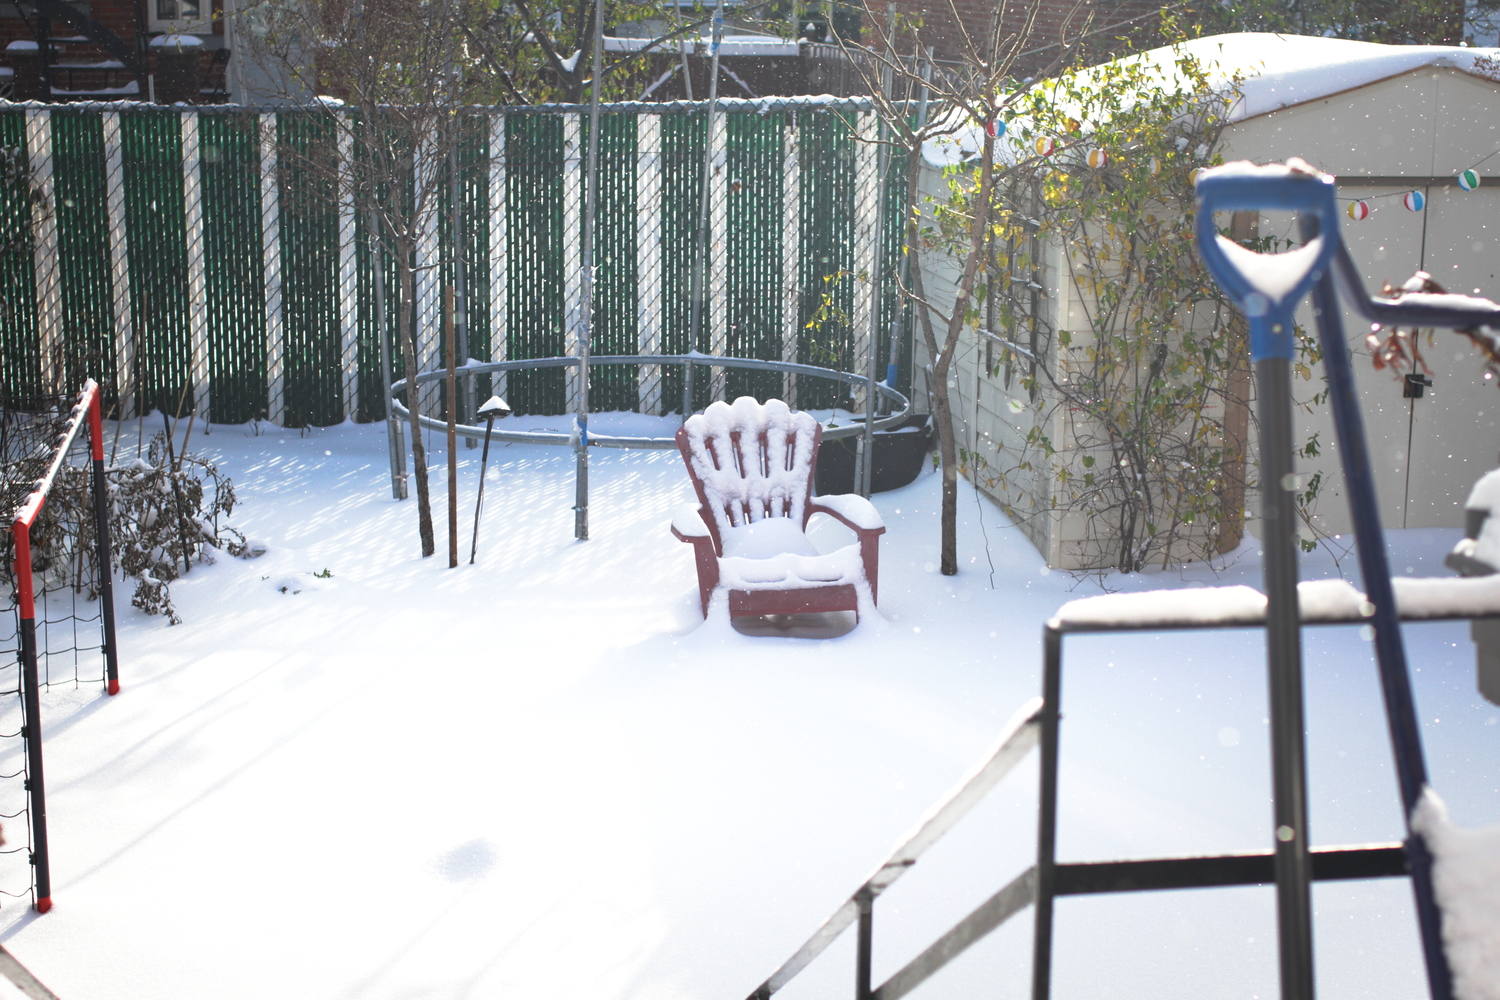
[860,535,880,605]
[689,540,719,618]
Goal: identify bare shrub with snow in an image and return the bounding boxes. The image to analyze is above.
[107,434,248,623]
[2,432,247,625]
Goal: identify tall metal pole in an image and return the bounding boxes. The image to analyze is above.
[685,0,726,418]
[1305,224,1454,1000]
[370,207,408,500]
[576,0,605,541]
[1193,169,1319,1000]
[1195,167,1454,1000]
[1257,351,1315,1000]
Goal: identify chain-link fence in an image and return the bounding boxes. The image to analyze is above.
[0,97,911,429]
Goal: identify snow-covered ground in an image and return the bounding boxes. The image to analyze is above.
[0,413,1494,1000]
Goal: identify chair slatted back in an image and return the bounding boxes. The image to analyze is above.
[676,397,822,545]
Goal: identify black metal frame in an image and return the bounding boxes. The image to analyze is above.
[744,164,1500,1000]
[1029,615,1444,1000]
[744,603,1490,1000]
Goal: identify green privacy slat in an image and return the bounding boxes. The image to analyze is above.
[1,104,903,428]
[359,113,415,423]
[354,112,389,425]
[122,108,191,419]
[588,112,638,414]
[797,110,857,411]
[458,115,489,401]
[277,113,341,429]
[503,113,565,416]
[723,109,785,404]
[658,108,703,412]
[882,141,913,402]
[425,114,489,421]
[200,111,267,425]
[50,109,115,405]
[0,111,41,403]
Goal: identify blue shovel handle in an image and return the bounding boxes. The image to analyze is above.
[1194,165,1340,361]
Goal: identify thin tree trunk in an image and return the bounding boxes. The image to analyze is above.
[397,246,436,557]
[909,130,997,576]
[909,257,961,576]
[931,352,961,574]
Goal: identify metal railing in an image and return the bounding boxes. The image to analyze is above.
[748,574,1500,999]
[746,698,1044,1000]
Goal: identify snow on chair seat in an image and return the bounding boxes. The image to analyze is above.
[672,396,885,620]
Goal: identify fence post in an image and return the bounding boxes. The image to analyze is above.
[103,111,135,420]
[488,112,509,407]
[708,108,728,401]
[338,115,359,423]
[689,0,726,406]
[563,114,584,411]
[853,111,880,496]
[182,110,209,424]
[415,139,442,417]
[260,112,285,427]
[637,113,663,415]
[26,108,60,395]
[781,119,800,408]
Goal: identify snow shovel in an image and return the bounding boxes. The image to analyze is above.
[1196,161,1452,1000]
[469,394,511,565]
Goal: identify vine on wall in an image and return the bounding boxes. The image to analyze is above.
[927,49,1324,573]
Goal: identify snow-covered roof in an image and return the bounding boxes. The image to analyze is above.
[924,33,1500,166]
[603,34,800,57]
[1136,32,1500,122]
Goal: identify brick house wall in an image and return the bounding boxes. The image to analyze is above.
[869,0,1164,76]
[2,0,226,101]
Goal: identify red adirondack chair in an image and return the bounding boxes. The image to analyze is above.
[672,396,886,620]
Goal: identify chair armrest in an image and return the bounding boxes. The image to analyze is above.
[671,502,713,542]
[808,493,885,534]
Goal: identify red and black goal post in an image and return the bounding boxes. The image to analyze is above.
[11,379,121,913]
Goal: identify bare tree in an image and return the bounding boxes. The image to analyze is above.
[247,0,508,557]
[826,0,1083,575]
[241,0,724,556]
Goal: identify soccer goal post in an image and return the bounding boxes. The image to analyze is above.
[5,379,120,913]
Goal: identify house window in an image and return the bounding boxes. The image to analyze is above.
[151,0,209,32]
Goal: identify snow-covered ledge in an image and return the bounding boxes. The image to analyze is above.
[1049,576,1500,632]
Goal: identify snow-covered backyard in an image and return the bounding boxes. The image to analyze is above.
[0,413,1494,999]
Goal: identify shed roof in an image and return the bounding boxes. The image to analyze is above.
[924,33,1500,166]
[1152,32,1500,122]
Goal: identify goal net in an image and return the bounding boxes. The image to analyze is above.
[0,379,120,913]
